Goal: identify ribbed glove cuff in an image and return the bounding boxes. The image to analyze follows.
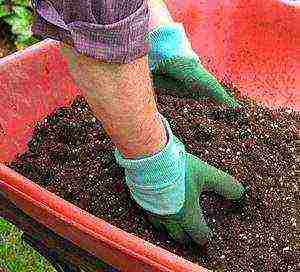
[114,114,186,215]
[148,22,200,73]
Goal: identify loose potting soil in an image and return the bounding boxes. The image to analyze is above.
[7,83,299,272]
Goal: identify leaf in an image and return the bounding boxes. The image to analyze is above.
[0,5,10,18]
[3,14,17,25]
[4,16,27,35]
[3,6,32,35]
[13,5,31,20]
[16,31,31,41]
[1,0,42,51]
[15,35,40,50]
[12,0,30,6]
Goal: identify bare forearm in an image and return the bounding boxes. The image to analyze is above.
[60,44,167,159]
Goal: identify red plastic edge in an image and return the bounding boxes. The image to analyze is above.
[0,39,208,271]
[1,1,299,270]
[0,39,82,163]
[0,164,208,272]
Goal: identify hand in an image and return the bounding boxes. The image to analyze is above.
[115,115,245,248]
[155,57,241,108]
[145,138,245,247]
[148,23,241,108]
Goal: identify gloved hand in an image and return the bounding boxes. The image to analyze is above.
[148,23,241,108]
[145,150,244,247]
[114,114,245,247]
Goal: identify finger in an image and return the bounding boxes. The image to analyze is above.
[192,155,245,200]
[146,213,166,233]
[151,74,207,100]
[147,214,189,244]
[162,58,241,108]
[181,208,213,247]
[162,221,190,244]
[205,167,245,200]
[191,64,241,108]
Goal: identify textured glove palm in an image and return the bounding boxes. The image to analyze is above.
[148,23,241,108]
[146,147,245,247]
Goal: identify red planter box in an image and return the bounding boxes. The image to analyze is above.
[166,0,299,111]
[0,1,299,271]
[0,39,208,272]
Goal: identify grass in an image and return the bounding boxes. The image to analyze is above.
[0,217,56,272]
[0,33,55,272]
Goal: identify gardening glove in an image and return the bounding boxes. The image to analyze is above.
[148,23,241,108]
[114,114,245,246]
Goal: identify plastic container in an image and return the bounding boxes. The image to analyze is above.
[0,38,209,271]
[0,0,299,271]
[0,40,208,272]
[165,0,300,111]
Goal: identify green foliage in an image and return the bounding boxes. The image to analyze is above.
[0,0,41,50]
[0,218,55,272]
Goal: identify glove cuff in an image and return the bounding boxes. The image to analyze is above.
[148,22,200,73]
[114,114,186,215]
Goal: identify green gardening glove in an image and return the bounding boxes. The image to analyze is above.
[145,141,245,247]
[148,23,241,108]
[114,115,245,247]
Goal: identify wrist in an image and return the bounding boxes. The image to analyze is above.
[114,114,186,215]
[148,23,200,73]
[148,0,174,31]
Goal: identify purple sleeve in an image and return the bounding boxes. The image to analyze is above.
[30,0,150,63]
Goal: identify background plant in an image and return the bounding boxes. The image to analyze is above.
[0,0,41,50]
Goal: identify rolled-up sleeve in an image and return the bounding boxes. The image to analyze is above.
[31,0,150,63]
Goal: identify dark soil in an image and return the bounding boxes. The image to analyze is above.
[7,82,299,272]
